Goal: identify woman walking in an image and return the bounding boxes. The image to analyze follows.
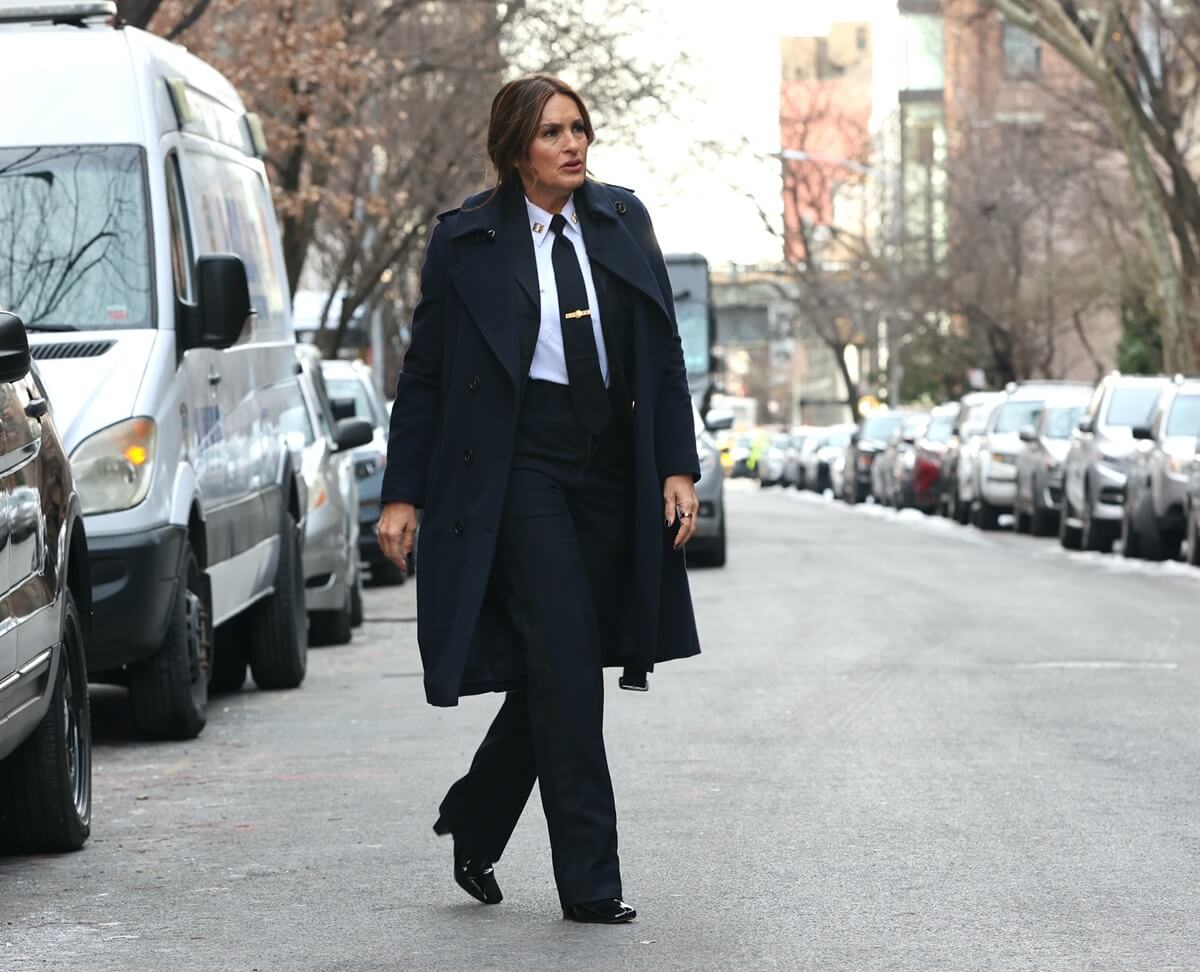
[377,74,701,924]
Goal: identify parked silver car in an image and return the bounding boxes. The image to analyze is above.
[288,352,373,645]
[1121,378,1200,560]
[758,432,791,487]
[1061,373,1171,552]
[972,381,1091,530]
[804,425,854,493]
[943,391,1004,523]
[1014,395,1090,535]
[689,405,729,566]
[319,358,407,585]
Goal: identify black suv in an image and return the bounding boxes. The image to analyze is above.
[0,312,92,853]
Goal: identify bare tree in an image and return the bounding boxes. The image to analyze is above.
[148,0,681,360]
[977,0,1200,373]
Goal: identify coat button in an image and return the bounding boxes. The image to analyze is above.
[615,202,627,215]
[463,449,473,465]
[453,520,464,536]
[468,375,481,392]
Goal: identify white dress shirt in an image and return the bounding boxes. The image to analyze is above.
[526,196,610,387]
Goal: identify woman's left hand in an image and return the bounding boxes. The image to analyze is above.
[663,474,700,550]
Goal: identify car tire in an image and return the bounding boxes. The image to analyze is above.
[1030,505,1055,537]
[954,489,971,525]
[1132,496,1167,561]
[209,618,248,694]
[350,570,365,627]
[1014,506,1030,534]
[249,510,308,690]
[310,587,353,647]
[1187,506,1200,567]
[129,540,210,740]
[369,557,408,586]
[1080,485,1113,553]
[0,590,91,854]
[1059,493,1083,550]
[975,498,1000,531]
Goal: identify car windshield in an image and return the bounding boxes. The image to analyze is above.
[1166,394,1200,437]
[1106,386,1162,427]
[993,400,1043,433]
[926,415,955,442]
[1046,405,1085,439]
[0,144,152,330]
[860,415,903,440]
[325,375,385,427]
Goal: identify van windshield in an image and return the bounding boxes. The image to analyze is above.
[0,145,152,331]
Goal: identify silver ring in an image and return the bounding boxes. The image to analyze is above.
[679,512,694,519]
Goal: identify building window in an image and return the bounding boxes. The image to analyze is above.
[1002,23,1040,79]
[856,26,867,51]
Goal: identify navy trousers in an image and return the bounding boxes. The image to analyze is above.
[438,380,632,908]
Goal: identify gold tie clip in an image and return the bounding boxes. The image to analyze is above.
[564,309,591,320]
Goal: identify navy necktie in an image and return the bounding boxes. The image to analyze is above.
[550,213,612,435]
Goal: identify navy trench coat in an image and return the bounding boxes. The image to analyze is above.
[381,179,701,707]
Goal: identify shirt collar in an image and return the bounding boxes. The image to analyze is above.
[526,196,578,248]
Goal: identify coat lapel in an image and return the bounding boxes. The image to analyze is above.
[447,183,539,391]
[575,181,673,327]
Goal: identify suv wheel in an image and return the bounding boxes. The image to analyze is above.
[130,540,210,740]
[0,590,92,853]
[249,509,308,690]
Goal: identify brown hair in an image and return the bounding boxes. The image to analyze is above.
[487,74,594,190]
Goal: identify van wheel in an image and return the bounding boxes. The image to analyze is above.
[130,542,210,740]
[209,619,248,694]
[0,591,92,853]
[249,511,307,690]
[350,571,364,628]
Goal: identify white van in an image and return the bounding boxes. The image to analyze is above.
[0,1,310,740]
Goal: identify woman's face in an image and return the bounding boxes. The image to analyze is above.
[522,93,588,198]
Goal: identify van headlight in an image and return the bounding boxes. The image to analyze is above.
[70,417,156,515]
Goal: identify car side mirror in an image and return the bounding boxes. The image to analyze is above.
[1018,425,1036,443]
[330,396,357,421]
[1077,415,1095,434]
[850,431,860,445]
[704,409,734,433]
[334,416,373,452]
[1131,424,1154,441]
[902,434,916,445]
[0,311,32,383]
[191,254,253,350]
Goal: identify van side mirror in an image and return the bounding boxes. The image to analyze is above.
[1077,415,1095,434]
[330,397,357,421]
[334,417,373,452]
[1131,424,1154,441]
[192,254,253,350]
[0,311,31,383]
[1018,425,1036,443]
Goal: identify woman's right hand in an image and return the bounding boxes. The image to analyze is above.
[378,501,418,570]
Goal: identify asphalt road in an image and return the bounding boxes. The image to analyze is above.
[4,482,1200,971]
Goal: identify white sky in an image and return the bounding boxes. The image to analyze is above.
[597,0,883,266]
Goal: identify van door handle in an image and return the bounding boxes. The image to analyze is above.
[208,369,222,387]
[25,398,47,419]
